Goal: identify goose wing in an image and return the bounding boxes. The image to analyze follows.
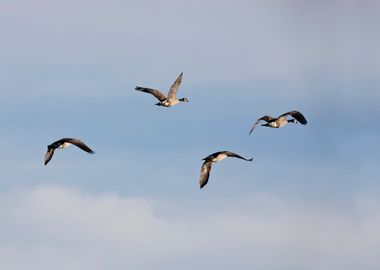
[44,148,55,165]
[135,87,167,102]
[199,160,212,189]
[223,151,253,161]
[249,115,275,134]
[202,151,221,161]
[167,72,183,99]
[62,138,95,154]
[280,111,307,125]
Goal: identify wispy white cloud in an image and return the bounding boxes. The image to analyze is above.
[0,185,379,270]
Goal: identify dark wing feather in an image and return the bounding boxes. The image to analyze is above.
[280,110,307,125]
[222,151,253,161]
[199,161,212,189]
[44,148,55,165]
[249,115,275,135]
[62,138,95,154]
[135,87,167,101]
[167,72,183,99]
[202,151,221,161]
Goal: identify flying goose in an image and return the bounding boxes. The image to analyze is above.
[135,72,188,107]
[249,110,307,134]
[44,138,95,165]
[199,151,253,189]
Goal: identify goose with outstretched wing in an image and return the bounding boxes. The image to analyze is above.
[44,138,95,165]
[199,151,253,189]
[249,110,307,134]
[135,72,188,107]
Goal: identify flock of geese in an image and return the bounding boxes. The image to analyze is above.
[44,72,308,189]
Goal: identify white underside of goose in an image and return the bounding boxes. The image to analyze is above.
[162,99,179,107]
[59,142,72,149]
[213,154,228,162]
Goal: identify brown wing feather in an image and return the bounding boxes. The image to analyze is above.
[62,138,95,154]
[222,151,253,161]
[203,151,221,161]
[280,111,307,125]
[199,161,212,189]
[135,87,167,101]
[167,72,183,99]
[44,148,55,165]
[249,115,275,135]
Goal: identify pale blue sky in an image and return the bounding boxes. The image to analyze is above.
[1,1,379,269]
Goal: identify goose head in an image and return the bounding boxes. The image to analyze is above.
[179,97,189,102]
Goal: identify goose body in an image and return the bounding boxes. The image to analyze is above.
[135,72,188,107]
[199,151,253,189]
[44,138,95,165]
[249,110,307,134]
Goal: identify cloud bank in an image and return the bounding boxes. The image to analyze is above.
[0,185,379,270]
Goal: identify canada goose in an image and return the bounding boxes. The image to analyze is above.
[199,151,253,189]
[135,72,188,107]
[249,110,307,134]
[44,138,95,165]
